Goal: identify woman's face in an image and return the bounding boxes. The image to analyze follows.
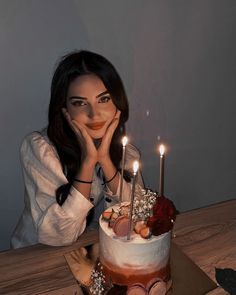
[66,74,118,139]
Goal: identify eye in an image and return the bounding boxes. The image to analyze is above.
[98,96,111,103]
[71,99,87,107]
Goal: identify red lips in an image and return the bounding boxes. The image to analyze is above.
[86,121,106,130]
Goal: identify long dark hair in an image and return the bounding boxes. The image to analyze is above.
[47,50,129,205]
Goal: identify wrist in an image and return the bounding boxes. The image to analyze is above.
[98,155,111,167]
[81,157,97,167]
[75,159,96,183]
[102,170,119,185]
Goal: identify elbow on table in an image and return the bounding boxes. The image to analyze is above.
[38,222,86,247]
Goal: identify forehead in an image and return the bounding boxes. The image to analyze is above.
[68,74,107,96]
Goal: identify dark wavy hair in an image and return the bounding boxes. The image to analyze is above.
[47,50,130,205]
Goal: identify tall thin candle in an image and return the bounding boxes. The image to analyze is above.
[159,144,165,196]
[120,136,128,203]
[127,160,139,240]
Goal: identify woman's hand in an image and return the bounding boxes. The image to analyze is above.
[62,108,121,166]
[97,110,121,194]
[97,110,121,165]
[62,108,97,165]
[62,108,121,196]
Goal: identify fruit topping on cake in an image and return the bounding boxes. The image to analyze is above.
[102,185,177,239]
[134,221,146,234]
[139,226,152,239]
[102,210,113,222]
[113,216,130,237]
[120,203,130,216]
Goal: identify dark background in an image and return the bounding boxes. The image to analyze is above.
[0,0,235,250]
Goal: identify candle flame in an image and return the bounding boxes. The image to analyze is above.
[159,144,165,156]
[133,160,139,174]
[122,136,128,147]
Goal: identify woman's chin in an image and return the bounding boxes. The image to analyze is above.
[88,129,105,140]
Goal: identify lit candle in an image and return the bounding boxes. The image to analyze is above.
[127,160,139,240]
[119,136,128,203]
[159,144,165,196]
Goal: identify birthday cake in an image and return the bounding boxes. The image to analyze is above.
[99,186,177,294]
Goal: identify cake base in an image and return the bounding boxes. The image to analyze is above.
[65,242,217,295]
[103,278,173,294]
[101,259,170,287]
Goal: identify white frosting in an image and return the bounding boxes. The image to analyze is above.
[99,204,171,270]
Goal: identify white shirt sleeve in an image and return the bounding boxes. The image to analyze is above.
[20,132,93,246]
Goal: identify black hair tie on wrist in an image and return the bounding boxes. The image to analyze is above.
[102,170,118,185]
[74,179,93,184]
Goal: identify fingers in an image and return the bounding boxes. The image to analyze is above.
[62,108,80,135]
[62,108,89,144]
[73,120,94,146]
[114,109,121,119]
[101,109,121,144]
[105,109,121,133]
[107,112,121,133]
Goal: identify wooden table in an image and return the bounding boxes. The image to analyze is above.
[0,199,235,295]
[0,230,99,294]
[173,198,236,294]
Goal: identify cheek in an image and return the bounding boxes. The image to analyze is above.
[105,105,117,119]
[67,107,85,123]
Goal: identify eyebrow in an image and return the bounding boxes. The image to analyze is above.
[96,90,109,98]
[68,90,110,101]
[68,96,86,101]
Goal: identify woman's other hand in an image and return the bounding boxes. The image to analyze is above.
[97,110,120,165]
[62,108,97,165]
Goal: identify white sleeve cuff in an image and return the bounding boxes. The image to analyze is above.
[103,174,132,206]
[62,185,93,219]
[104,173,121,196]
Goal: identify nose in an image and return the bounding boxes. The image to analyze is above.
[87,104,99,119]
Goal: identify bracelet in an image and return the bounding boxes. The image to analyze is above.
[74,178,93,184]
[102,170,119,185]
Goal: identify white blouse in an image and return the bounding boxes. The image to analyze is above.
[11,130,143,248]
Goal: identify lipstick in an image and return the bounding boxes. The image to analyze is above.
[86,122,106,130]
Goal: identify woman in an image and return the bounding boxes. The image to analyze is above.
[11,50,143,248]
